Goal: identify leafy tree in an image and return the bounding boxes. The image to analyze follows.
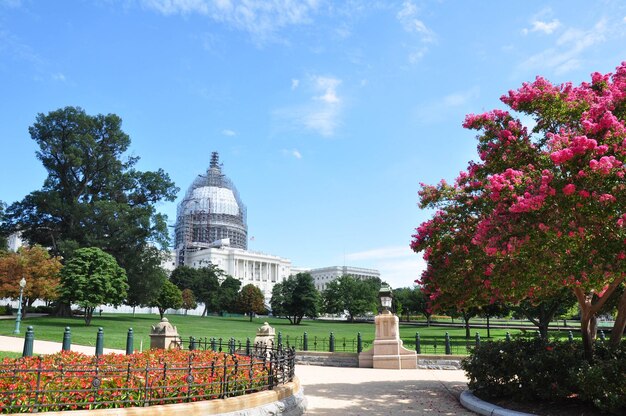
[0,201,7,252]
[322,275,380,322]
[480,302,509,338]
[513,289,576,339]
[412,63,626,360]
[217,276,242,314]
[181,289,197,315]
[150,280,183,319]
[1,107,178,311]
[59,247,128,325]
[170,265,223,316]
[414,287,433,325]
[271,273,320,324]
[236,284,265,321]
[0,245,62,316]
[125,246,166,313]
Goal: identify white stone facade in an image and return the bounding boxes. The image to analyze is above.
[180,246,292,304]
[308,266,381,292]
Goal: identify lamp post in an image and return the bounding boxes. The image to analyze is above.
[13,278,26,335]
[379,284,393,315]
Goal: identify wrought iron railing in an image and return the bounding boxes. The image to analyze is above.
[0,345,295,414]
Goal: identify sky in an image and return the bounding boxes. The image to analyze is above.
[1,0,626,290]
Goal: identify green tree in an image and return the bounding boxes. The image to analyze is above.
[322,275,380,322]
[0,201,7,252]
[60,247,128,325]
[150,280,183,319]
[513,289,576,339]
[170,265,223,316]
[181,289,197,315]
[2,107,178,312]
[218,276,242,314]
[236,284,265,321]
[270,273,320,324]
[125,246,167,314]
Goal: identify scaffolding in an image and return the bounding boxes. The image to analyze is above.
[174,152,248,265]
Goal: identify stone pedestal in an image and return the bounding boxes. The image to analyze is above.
[358,312,417,369]
[254,322,275,349]
[150,318,181,350]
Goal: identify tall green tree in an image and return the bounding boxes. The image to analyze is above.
[181,289,197,315]
[170,265,223,316]
[2,107,178,308]
[322,275,380,322]
[218,276,242,314]
[270,273,320,325]
[125,246,167,313]
[150,280,183,319]
[0,201,7,252]
[236,284,265,321]
[59,247,128,325]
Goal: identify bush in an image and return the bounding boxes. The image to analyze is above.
[462,338,626,415]
[0,304,13,316]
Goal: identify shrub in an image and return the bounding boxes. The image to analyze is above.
[462,338,626,414]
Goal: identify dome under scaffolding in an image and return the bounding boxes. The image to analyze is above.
[174,152,248,265]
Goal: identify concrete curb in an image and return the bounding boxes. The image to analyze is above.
[460,390,536,416]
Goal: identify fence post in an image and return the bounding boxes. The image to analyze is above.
[246,337,251,355]
[189,336,196,351]
[505,331,511,342]
[303,332,308,351]
[357,332,362,354]
[415,332,421,354]
[568,331,574,342]
[444,332,451,355]
[277,332,282,349]
[210,337,216,351]
[62,327,71,351]
[23,326,34,357]
[329,332,335,352]
[474,332,480,348]
[95,327,104,356]
[229,337,235,354]
[126,328,134,355]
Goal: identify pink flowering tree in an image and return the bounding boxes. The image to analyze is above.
[413,63,626,360]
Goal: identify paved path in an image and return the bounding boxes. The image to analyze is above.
[296,365,473,415]
[0,334,473,415]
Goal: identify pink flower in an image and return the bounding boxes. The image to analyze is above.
[562,184,576,195]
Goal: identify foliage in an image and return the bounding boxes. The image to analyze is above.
[1,107,178,311]
[393,286,432,323]
[170,265,223,316]
[0,201,6,252]
[125,246,167,309]
[270,273,320,324]
[463,338,626,415]
[322,275,380,321]
[0,349,271,413]
[412,63,626,359]
[217,276,242,314]
[181,289,197,313]
[236,284,265,321]
[59,247,128,325]
[149,280,183,319]
[513,289,576,339]
[0,245,62,316]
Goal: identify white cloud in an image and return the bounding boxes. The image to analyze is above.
[291,79,299,90]
[414,86,480,124]
[344,245,426,289]
[273,74,343,137]
[51,73,66,82]
[396,0,435,63]
[141,0,320,43]
[222,129,236,136]
[281,148,302,159]
[519,19,607,75]
[523,19,561,35]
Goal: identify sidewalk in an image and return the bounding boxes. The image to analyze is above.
[0,335,473,415]
[296,365,473,415]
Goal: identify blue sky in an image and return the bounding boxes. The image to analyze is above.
[1,0,626,289]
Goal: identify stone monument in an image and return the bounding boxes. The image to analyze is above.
[149,317,181,350]
[254,321,275,349]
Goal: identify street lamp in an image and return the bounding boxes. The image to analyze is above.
[13,278,26,335]
[379,284,393,314]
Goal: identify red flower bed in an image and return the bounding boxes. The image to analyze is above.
[0,349,273,413]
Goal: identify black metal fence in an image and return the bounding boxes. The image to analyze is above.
[0,345,296,413]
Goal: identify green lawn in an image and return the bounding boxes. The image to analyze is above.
[0,313,585,354]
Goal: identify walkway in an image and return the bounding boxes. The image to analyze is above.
[0,334,473,415]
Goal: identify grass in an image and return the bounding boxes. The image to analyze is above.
[0,313,588,354]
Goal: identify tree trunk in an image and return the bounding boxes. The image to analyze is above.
[609,289,626,348]
[249,312,253,322]
[133,306,136,317]
[487,315,491,338]
[580,305,595,363]
[54,302,72,317]
[84,307,94,326]
[464,316,471,339]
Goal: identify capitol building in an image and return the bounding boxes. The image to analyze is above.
[171,152,380,305]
